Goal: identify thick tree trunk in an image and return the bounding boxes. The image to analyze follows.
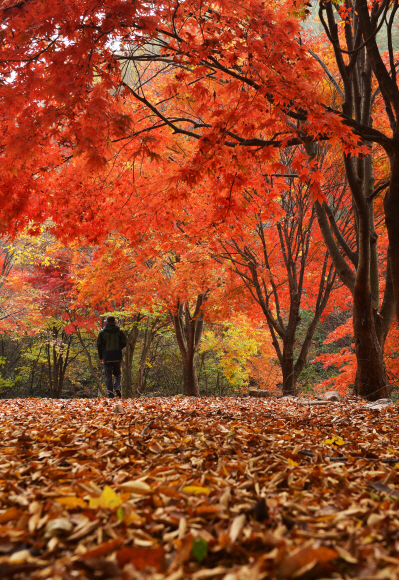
[281,347,296,396]
[353,294,391,400]
[317,4,396,401]
[183,355,199,396]
[351,153,391,400]
[385,154,399,324]
[315,163,394,401]
[171,295,206,397]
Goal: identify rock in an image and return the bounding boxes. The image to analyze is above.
[323,390,342,402]
[363,398,394,410]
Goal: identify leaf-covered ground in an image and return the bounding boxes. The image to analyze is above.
[0,397,399,580]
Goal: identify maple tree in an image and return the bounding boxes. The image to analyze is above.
[306,2,397,399]
[69,235,283,396]
[0,0,398,400]
[0,236,106,398]
[22,249,86,398]
[0,0,354,244]
[314,0,399,330]
[74,238,228,396]
[213,149,342,395]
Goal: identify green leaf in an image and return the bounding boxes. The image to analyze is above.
[116,507,124,522]
[192,537,208,563]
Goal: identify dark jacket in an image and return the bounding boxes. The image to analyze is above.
[97,324,127,362]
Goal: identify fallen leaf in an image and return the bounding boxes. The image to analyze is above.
[182,486,211,496]
[82,538,124,559]
[55,497,87,509]
[277,546,337,578]
[229,514,246,543]
[116,545,165,572]
[335,545,358,564]
[44,518,73,538]
[168,534,193,571]
[192,537,208,563]
[0,507,21,524]
[89,486,123,509]
[322,436,345,445]
[119,480,151,495]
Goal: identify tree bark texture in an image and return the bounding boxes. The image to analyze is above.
[309,2,397,399]
[120,316,141,397]
[46,326,72,398]
[384,153,399,324]
[171,294,206,396]
[136,317,157,394]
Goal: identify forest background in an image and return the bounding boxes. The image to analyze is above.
[0,0,399,402]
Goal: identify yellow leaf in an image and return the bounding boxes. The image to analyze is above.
[395,463,399,470]
[322,436,345,446]
[287,458,299,467]
[182,486,211,496]
[55,496,87,509]
[89,486,123,509]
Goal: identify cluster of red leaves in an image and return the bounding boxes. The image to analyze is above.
[0,397,399,580]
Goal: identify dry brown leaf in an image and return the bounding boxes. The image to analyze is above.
[0,397,398,580]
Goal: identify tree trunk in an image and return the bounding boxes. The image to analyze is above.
[281,345,296,396]
[171,294,206,397]
[122,340,135,397]
[353,292,391,400]
[121,321,140,397]
[183,355,199,396]
[385,154,399,324]
[45,326,72,399]
[136,323,155,395]
[315,3,395,401]
[220,188,336,397]
[136,365,143,394]
[75,329,105,396]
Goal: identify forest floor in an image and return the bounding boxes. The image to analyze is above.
[0,397,398,580]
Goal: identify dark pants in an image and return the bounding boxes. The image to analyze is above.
[104,361,121,398]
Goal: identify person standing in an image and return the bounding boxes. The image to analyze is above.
[97,316,127,398]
